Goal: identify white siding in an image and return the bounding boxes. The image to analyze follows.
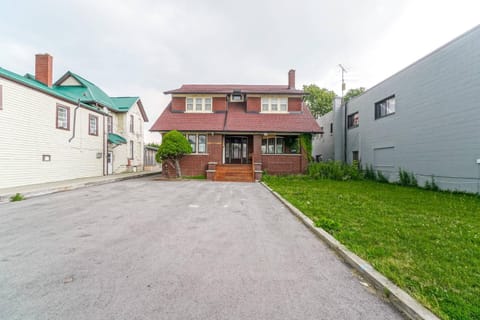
[0,77,106,189]
[110,101,145,173]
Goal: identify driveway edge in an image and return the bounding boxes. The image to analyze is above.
[0,171,161,203]
[260,182,440,320]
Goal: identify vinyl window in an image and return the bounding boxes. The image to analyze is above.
[107,116,113,133]
[186,97,213,113]
[89,114,98,136]
[261,136,299,154]
[375,95,396,119]
[130,115,134,133]
[56,105,70,130]
[347,112,359,129]
[261,96,288,113]
[186,133,207,153]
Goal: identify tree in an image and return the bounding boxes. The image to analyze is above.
[303,84,336,118]
[343,87,365,103]
[155,130,192,178]
[146,142,161,149]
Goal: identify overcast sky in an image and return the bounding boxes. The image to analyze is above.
[1,0,478,142]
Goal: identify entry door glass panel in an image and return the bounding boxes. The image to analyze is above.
[225,136,248,164]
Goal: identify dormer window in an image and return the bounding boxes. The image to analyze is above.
[261,96,288,113]
[230,91,244,102]
[186,97,212,112]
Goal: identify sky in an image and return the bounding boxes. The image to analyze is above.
[1,0,479,142]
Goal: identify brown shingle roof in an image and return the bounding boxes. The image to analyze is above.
[164,84,304,95]
[149,102,322,134]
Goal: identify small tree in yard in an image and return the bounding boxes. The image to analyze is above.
[155,130,192,178]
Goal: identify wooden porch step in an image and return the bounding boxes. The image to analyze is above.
[214,165,254,182]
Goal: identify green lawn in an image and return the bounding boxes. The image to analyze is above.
[263,175,480,320]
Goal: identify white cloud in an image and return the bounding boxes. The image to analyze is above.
[0,0,478,141]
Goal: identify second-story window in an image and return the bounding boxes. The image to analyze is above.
[261,96,288,112]
[347,112,359,129]
[107,116,113,133]
[130,115,134,133]
[89,114,98,136]
[186,97,212,112]
[375,95,395,119]
[56,105,70,130]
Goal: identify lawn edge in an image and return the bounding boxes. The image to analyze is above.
[260,181,440,320]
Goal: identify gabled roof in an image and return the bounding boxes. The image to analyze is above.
[111,97,149,121]
[54,71,116,109]
[150,102,322,134]
[54,72,148,121]
[0,67,106,115]
[165,84,304,95]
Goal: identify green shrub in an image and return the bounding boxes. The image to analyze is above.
[376,170,389,183]
[363,164,376,181]
[424,175,439,191]
[398,168,417,187]
[307,161,361,181]
[10,193,25,202]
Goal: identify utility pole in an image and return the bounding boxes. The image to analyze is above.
[339,64,348,163]
[338,64,347,99]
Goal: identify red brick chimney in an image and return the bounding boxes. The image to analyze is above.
[35,54,53,87]
[288,69,295,89]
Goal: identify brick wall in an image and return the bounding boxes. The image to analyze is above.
[213,97,227,112]
[162,134,223,178]
[171,97,185,112]
[246,97,261,113]
[261,154,307,174]
[288,97,302,112]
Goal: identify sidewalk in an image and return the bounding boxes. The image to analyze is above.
[0,170,162,203]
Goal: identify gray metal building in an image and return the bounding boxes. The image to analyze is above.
[314,25,480,193]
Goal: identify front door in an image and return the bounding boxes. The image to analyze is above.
[225,136,248,164]
[107,151,113,174]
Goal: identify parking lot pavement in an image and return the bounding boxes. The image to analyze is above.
[0,178,403,320]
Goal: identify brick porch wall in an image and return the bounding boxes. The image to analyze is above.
[162,133,223,178]
[261,153,308,175]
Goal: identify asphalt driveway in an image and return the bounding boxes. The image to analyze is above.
[0,178,403,319]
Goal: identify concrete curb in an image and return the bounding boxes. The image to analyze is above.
[261,182,440,320]
[0,171,161,203]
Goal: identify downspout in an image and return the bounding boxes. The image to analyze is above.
[103,114,106,176]
[68,99,81,143]
[344,101,348,163]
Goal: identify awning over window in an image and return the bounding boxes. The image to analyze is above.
[108,133,127,145]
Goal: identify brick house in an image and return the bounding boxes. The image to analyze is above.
[150,70,322,181]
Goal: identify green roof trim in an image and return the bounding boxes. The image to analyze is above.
[0,66,147,120]
[110,97,139,112]
[108,133,127,145]
[0,67,107,115]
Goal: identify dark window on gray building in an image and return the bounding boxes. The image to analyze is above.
[347,112,359,129]
[330,122,333,134]
[375,95,396,119]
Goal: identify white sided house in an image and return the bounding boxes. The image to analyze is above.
[314,25,480,193]
[0,54,148,189]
